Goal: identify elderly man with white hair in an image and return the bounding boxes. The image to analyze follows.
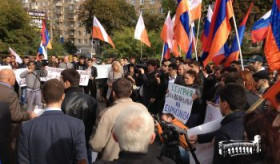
[93,106,175,164]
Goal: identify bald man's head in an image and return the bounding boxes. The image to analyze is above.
[0,69,16,86]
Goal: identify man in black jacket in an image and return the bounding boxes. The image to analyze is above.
[189,83,247,164]
[0,102,11,164]
[85,58,98,98]
[138,60,159,114]
[60,68,98,163]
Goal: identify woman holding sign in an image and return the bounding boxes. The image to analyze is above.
[183,70,205,128]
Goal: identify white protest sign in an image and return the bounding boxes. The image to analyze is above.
[162,83,196,124]
[95,64,111,79]
[77,70,90,86]
[204,103,223,123]
[188,117,224,164]
[0,65,12,70]
[40,67,64,82]
[14,68,27,87]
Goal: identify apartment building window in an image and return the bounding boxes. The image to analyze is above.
[140,0,144,5]
[78,31,82,36]
[150,0,154,4]
[131,0,135,5]
[78,39,81,44]
[84,39,88,44]
[83,31,87,35]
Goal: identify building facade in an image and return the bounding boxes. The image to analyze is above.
[21,0,93,54]
[126,0,163,14]
[21,0,163,55]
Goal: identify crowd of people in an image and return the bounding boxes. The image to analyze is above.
[0,53,280,164]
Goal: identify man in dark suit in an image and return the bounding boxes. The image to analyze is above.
[18,79,87,164]
[0,69,34,164]
[0,102,11,164]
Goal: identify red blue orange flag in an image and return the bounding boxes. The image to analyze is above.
[262,80,280,109]
[174,0,191,54]
[225,2,254,67]
[264,0,280,71]
[203,0,234,67]
[41,20,52,49]
[189,0,202,21]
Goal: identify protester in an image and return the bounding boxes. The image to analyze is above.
[0,102,11,164]
[48,55,59,67]
[18,56,29,68]
[240,70,259,95]
[138,60,159,114]
[174,63,186,85]
[168,63,178,84]
[59,56,73,69]
[20,61,48,111]
[183,70,205,128]
[10,55,19,69]
[17,79,87,164]
[0,55,11,66]
[106,61,123,106]
[0,69,35,164]
[249,55,268,82]
[244,110,280,164]
[189,83,247,164]
[75,56,87,70]
[90,78,147,161]
[85,58,98,98]
[61,68,98,163]
[72,54,79,68]
[93,106,175,164]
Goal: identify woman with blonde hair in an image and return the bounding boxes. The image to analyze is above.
[106,61,124,106]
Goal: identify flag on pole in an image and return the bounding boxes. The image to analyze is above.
[262,80,280,109]
[38,41,48,60]
[251,10,271,43]
[189,0,202,21]
[201,6,213,52]
[174,0,191,54]
[134,13,151,47]
[186,23,196,59]
[225,2,254,67]
[264,0,280,71]
[41,20,52,49]
[171,15,180,57]
[161,11,173,60]
[8,47,22,64]
[92,16,115,48]
[203,0,234,67]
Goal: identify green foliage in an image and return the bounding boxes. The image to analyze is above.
[0,0,40,56]
[142,12,165,32]
[63,41,78,54]
[101,27,162,59]
[79,0,137,34]
[161,0,177,16]
[47,39,66,56]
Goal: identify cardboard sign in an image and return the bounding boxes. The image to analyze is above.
[95,64,111,79]
[162,83,196,124]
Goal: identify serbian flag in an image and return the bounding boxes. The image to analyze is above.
[203,0,234,67]
[161,43,171,60]
[92,16,115,48]
[189,0,202,21]
[225,2,254,67]
[264,0,280,71]
[174,0,191,54]
[134,13,151,47]
[263,80,280,109]
[201,5,213,52]
[41,20,52,49]
[251,10,271,43]
[8,47,22,64]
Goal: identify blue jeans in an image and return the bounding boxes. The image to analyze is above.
[179,146,189,163]
[20,87,27,104]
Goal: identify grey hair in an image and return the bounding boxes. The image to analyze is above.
[113,106,154,153]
